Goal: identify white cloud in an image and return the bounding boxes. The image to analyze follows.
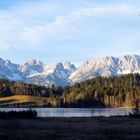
[19,3,140,45]
[0,0,140,65]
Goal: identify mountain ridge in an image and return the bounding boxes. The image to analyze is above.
[69,54,140,83]
[0,54,140,86]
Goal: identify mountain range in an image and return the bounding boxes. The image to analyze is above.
[0,54,140,86]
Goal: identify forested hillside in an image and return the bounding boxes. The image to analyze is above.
[0,73,140,107]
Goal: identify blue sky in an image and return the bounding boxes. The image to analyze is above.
[0,0,140,66]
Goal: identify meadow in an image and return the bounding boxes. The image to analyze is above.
[0,117,139,140]
[0,95,48,107]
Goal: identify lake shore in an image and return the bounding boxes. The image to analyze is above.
[0,108,133,117]
[0,116,140,140]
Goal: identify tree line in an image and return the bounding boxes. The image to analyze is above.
[0,73,140,107]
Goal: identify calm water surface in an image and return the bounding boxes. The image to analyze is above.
[0,108,133,117]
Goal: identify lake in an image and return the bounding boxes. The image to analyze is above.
[0,108,133,117]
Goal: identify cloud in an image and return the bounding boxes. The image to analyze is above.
[0,0,62,49]
[0,0,140,64]
[20,3,140,44]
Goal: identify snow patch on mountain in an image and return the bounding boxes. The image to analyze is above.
[26,61,76,86]
[69,54,140,83]
[0,54,140,86]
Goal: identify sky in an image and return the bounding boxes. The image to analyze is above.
[0,0,140,66]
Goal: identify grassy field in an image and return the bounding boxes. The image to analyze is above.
[0,117,139,140]
[0,95,48,107]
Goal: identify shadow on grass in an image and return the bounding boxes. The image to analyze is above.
[0,99,17,105]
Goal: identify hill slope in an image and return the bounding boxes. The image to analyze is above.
[0,73,140,108]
